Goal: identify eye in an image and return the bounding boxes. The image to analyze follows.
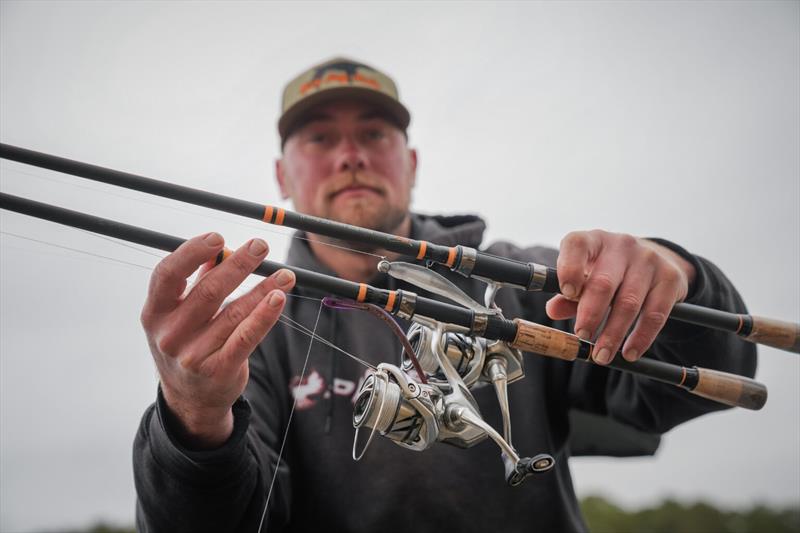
[309,132,328,144]
[364,128,385,141]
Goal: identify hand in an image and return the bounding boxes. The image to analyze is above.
[140,232,296,448]
[545,230,696,365]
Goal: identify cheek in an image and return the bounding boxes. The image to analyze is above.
[292,178,325,211]
[376,150,412,184]
[284,157,330,201]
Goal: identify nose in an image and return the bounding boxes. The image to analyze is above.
[335,136,367,173]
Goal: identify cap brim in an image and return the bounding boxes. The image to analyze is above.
[278,86,411,142]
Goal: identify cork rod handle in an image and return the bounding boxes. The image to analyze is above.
[510,319,582,361]
[690,367,768,410]
[745,316,800,354]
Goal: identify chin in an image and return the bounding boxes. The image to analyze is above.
[336,211,385,231]
[327,201,406,234]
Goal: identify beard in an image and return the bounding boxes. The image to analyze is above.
[319,201,409,253]
[315,172,411,253]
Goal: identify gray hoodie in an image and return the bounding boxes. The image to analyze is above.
[134,213,756,533]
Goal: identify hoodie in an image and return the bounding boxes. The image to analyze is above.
[134,213,756,533]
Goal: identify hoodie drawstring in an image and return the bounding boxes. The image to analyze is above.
[324,312,337,435]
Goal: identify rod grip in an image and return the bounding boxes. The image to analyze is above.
[689,367,768,410]
[744,316,800,353]
[510,319,581,361]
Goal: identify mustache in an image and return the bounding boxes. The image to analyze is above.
[325,172,386,198]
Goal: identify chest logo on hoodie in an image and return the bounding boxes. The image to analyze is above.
[290,370,325,409]
[290,368,371,410]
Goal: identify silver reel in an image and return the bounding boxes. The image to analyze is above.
[355,260,555,484]
[352,321,556,485]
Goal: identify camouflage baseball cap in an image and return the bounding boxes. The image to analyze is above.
[278,57,411,144]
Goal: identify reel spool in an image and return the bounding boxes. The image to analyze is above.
[352,364,440,459]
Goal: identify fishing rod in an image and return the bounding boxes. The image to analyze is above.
[0,191,767,412]
[1,143,797,354]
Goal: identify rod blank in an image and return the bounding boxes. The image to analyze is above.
[2,142,796,353]
[0,192,767,410]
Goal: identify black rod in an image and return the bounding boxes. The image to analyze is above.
[1,143,795,353]
[0,144,540,292]
[0,192,490,338]
[0,144,432,258]
[0,192,767,410]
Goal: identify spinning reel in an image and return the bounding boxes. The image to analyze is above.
[351,261,555,486]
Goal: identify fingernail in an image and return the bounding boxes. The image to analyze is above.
[276,269,295,288]
[576,329,591,341]
[624,349,639,361]
[561,283,576,298]
[204,232,223,246]
[248,239,267,256]
[594,347,611,364]
[268,291,284,308]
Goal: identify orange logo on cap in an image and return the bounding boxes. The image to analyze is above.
[354,73,380,89]
[299,62,382,95]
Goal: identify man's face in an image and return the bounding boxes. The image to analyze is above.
[276,100,417,238]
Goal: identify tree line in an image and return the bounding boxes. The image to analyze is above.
[44,495,800,533]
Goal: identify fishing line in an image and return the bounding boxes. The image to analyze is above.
[276,313,377,371]
[78,230,169,260]
[1,229,375,370]
[259,301,324,533]
[1,162,385,259]
[1,230,158,271]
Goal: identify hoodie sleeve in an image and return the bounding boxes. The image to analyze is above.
[133,338,293,533]
[492,239,757,435]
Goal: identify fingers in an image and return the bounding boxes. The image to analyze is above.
[141,234,290,447]
[182,258,219,300]
[182,269,296,369]
[572,242,631,341]
[554,232,691,366]
[621,278,681,361]
[591,259,656,364]
[211,288,287,374]
[192,257,219,286]
[177,238,270,330]
[545,295,578,321]
[143,232,225,321]
[556,231,598,299]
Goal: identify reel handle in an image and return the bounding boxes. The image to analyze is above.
[504,454,556,487]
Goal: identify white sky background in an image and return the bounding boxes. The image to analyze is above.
[0,1,798,531]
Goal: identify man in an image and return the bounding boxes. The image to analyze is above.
[133,57,756,532]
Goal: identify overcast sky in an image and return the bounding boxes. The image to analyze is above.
[1,1,798,531]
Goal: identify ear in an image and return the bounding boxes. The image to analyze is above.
[275,158,291,200]
[408,148,418,188]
